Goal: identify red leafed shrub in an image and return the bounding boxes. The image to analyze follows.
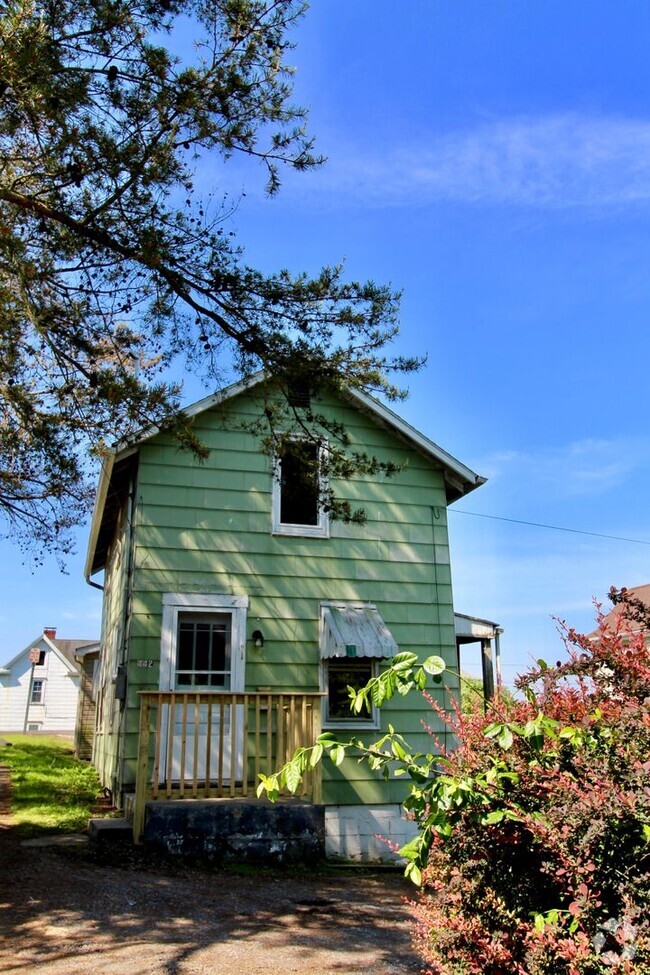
[259,591,650,973]
[412,594,650,975]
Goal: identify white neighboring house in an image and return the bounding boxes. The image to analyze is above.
[0,627,100,734]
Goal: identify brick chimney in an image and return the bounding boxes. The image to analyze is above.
[43,627,57,640]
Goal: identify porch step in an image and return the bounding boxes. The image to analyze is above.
[88,817,133,845]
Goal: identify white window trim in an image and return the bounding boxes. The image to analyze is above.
[271,441,330,538]
[30,678,45,705]
[160,593,249,693]
[320,658,381,731]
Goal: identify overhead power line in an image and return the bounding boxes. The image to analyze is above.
[450,509,650,547]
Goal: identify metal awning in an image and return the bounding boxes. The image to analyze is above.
[320,603,399,659]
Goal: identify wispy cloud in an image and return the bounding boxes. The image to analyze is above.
[273,114,650,210]
[475,436,650,498]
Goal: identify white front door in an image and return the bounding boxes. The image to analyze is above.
[160,594,248,784]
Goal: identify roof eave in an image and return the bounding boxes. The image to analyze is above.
[84,372,485,573]
[84,452,116,582]
[343,387,485,500]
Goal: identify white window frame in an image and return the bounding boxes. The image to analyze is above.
[320,657,381,730]
[271,440,329,538]
[160,593,249,693]
[30,679,45,704]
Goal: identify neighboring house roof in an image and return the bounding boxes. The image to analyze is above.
[85,372,486,579]
[54,639,100,671]
[594,584,650,636]
[0,633,99,677]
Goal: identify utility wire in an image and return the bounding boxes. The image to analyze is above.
[450,509,650,546]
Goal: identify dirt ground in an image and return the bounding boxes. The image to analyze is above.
[0,767,424,975]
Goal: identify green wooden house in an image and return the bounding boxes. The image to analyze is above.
[84,374,485,860]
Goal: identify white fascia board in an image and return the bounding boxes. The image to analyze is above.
[455,613,502,640]
[113,372,266,458]
[84,374,266,577]
[84,452,116,583]
[344,387,485,494]
[0,635,44,673]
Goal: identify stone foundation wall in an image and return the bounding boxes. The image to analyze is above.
[143,797,325,864]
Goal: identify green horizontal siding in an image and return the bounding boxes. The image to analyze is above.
[102,384,462,805]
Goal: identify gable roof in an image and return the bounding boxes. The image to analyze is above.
[594,584,650,636]
[85,372,486,579]
[0,633,99,676]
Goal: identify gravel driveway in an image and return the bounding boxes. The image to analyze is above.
[0,769,423,975]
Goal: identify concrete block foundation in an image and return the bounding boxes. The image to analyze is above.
[142,797,325,865]
[325,804,419,861]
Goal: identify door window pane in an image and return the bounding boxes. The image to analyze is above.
[175,614,231,689]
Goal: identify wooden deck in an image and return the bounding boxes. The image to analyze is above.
[133,691,323,842]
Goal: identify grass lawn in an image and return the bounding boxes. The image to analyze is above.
[0,734,101,836]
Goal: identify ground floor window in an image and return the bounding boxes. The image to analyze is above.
[31,679,44,703]
[319,601,397,730]
[323,658,378,727]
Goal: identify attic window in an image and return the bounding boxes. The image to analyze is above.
[272,441,329,538]
[287,382,311,409]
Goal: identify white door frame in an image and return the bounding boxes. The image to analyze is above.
[160,592,248,693]
[159,593,248,783]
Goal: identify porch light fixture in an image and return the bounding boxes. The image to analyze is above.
[252,629,264,649]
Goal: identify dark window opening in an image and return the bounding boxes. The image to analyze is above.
[175,614,231,688]
[280,442,320,526]
[326,659,374,721]
[37,650,46,665]
[287,382,311,409]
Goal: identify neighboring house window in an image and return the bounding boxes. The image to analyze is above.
[324,658,377,725]
[36,650,46,666]
[31,679,44,704]
[272,441,329,538]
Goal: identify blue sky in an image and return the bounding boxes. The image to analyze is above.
[2,1,650,686]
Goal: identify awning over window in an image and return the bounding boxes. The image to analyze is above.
[320,603,399,659]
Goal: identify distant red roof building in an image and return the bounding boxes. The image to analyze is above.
[596,584,650,636]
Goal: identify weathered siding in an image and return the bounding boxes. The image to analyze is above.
[110,386,460,804]
[93,493,132,794]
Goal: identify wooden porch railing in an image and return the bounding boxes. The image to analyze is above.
[133,691,323,843]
